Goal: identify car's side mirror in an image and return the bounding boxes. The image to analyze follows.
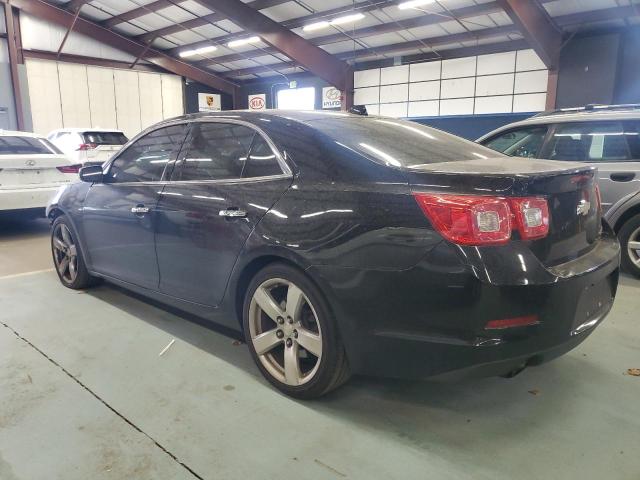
[79,165,104,183]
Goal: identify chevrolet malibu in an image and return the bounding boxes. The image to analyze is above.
[47,111,620,399]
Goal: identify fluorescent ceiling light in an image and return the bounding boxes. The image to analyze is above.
[179,45,218,58]
[227,36,261,48]
[398,0,435,9]
[303,21,330,32]
[303,13,365,32]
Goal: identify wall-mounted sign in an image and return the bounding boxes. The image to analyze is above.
[198,93,221,112]
[248,94,266,111]
[322,86,342,109]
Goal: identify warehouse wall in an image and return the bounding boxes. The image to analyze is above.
[353,49,549,118]
[24,58,184,137]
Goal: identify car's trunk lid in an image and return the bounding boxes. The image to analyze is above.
[0,153,75,188]
[404,157,601,266]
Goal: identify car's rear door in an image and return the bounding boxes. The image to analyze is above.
[541,120,640,212]
[154,120,292,308]
[81,123,188,288]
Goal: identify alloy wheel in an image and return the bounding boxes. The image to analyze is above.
[249,278,323,386]
[52,224,78,284]
[628,226,640,268]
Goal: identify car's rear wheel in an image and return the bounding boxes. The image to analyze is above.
[51,215,97,289]
[243,263,349,399]
[619,213,640,278]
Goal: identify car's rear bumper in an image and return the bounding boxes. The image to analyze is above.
[0,185,65,211]
[309,231,620,380]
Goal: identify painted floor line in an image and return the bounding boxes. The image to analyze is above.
[0,268,55,280]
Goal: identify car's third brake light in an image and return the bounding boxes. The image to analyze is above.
[77,143,97,151]
[414,193,550,246]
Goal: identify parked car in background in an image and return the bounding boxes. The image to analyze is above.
[47,111,620,398]
[48,128,128,166]
[478,104,640,277]
[0,130,80,216]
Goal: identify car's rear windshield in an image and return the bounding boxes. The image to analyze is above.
[0,136,62,155]
[82,131,128,145]
[307,116,502,167]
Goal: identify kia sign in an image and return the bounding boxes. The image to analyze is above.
[322,86,342,109]
[248,94,266,111]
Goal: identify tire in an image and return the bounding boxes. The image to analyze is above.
[619,213,640,278]
[51,215,98,289]
[243,262,350,399]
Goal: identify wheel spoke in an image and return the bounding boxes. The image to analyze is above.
[53,237,66,252]
[628,241,640,250]
[296,328,322,357]
[284,341,301,385]
[285,284,305,320]
[58,257,70,275]
[68,257,77,279]
[253,329,282,355]
[61,225,72,246]
[254,287,284,322]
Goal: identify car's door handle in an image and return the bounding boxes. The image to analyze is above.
[219,209,247,218]
[131,206,150,214]
[610,172,636,182]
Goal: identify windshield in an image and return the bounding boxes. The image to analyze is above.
[0,136,62,155]
[307,116,502,167]
[82,131,129,145]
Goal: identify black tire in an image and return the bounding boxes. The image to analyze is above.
[243,262,350,399]
[619,213,640,278]
[51,215,98,289]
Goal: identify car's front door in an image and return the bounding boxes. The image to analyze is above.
[81,124,188,288]
[154,120,292,309]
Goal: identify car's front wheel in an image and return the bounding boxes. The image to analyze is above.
[619,213,640,278]
[51,215,97,289]
[243,263,349,399]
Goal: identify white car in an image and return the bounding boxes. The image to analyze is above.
[0,130,80,214]
[47,128,128,165]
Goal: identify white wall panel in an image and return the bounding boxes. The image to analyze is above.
[379,102,408,118]
[380,84,409,103]
[475,73,514,96]
[514,70,548,94]
[408,100,439,117]
[354,86,380,105]
[513,93,547,112]
[409,61,441,82]
[476,52,516,76]
[25,58,62,135]
[87,66,118,129]
[440,98,474,116]
[474,95,513,114]
[365,104,380,115]
[409,81,440,101]
[354,68,380,88]
[58,63,91,128]
[380,65,409,85]
[516,49,546,71]
[161,75,184,119]
[114,70,142,138]
[441,57,476,79]
[440,77,476,99]
[139,72,164,129]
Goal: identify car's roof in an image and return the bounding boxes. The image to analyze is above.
[162,109,370,125]
[48,127,126,134]
[0,129,47,139]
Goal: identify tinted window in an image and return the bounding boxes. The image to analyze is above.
[483,126,548,158]
[0,136,62,154]
[82,131,128,145]
[174,123,255,181]
[307,116,501,167]
[108,125,187,183]
[242,135,282,178]
[547,122,639,162]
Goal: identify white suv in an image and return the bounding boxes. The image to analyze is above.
[48,128,128,166]
[0,130,80,215]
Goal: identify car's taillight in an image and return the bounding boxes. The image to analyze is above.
[485,315,539,330]
[56,164,82,174]
[77,143,97,151]
[595,184,602,212]
[413,193,550,246]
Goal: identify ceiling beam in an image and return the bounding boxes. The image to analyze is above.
[496,0,561,69]
[4,3,25,130]
[101,0,190,29]
[195,0,353,92]
[553,5,638,27]
[195,1,502,67]
[1,0,239,96]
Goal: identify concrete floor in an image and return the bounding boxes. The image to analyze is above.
[1,215,639,480]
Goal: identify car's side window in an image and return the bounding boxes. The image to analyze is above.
[546,121,637,162]
[241,134,283,178]
[173,122,256,181]
[483,126,548,158]
[107,124,187,183]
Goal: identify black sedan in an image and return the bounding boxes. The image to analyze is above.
[47,111,620,399]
